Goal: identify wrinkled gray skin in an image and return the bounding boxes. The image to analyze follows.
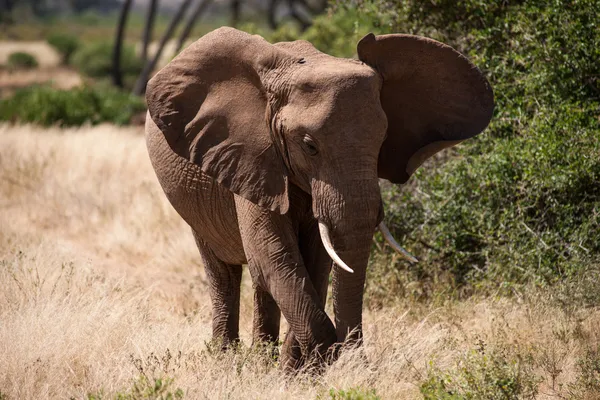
[145,27,493,370]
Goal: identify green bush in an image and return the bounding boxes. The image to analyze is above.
[0,84,146,127]
[420,343,540,400]
[320,387,381,400]
[570,345,600,398]
[47,33,80,65]
[6,51,38,70]
[72,41,143,81]
[87,375,184,400]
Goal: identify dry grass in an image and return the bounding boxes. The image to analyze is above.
[1,124,599,399]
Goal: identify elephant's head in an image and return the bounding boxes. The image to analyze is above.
[146,27,493,343]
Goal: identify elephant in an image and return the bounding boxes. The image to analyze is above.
[144,27,493,370]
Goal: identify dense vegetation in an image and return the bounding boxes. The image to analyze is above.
[263,0,599,305]
[47,33,80,65]
[71,41,143,83]
[2,31,144,126]
[0,84,145,126]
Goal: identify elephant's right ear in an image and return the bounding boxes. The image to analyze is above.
[146,27,290,214]
[358,33,494,184]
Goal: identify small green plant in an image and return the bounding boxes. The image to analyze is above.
[6,51,38,70]
[320,387,381,400]
[72,41,143,82]
[0,84,146,127]
[420,342,540,400]
[87,375,183,400]
[569,346,600,398]
[47,33,80,65]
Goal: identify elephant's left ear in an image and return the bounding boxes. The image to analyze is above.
[357,33,494,184]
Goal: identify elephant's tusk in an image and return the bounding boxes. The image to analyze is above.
[378,222,419,263]
[318,222,354,274]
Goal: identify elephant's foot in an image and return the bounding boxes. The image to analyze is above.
[207,335,241,353]
[280,330,339,374]
[280,330,304,372]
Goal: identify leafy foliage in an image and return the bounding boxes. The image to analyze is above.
[0,85,146,127]
[71,41,143,83]
[569,345,600,398]
[47,33,81,65]
[420,342,540,399]
[6,51,39,70]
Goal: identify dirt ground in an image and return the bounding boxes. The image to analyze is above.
[0,41,82,96]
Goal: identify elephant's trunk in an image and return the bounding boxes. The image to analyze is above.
[330,231,373,343]
[312,178,380,343]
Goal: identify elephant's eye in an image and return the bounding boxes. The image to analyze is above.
[302,135,319,156]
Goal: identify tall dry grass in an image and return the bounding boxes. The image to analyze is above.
[0,124,598,399]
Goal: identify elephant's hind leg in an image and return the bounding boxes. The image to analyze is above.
[193,231,242,349]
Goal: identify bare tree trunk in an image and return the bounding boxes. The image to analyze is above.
[132,0,193,96]
[174,0,213,54]
[31,0,44,16]
[1,0,16,19]
[295,0,325,14]
[230,0,241,27]
[287,0,311,31]
[113,0,134,88]
[267,0,279,30]
[141,0,158,65]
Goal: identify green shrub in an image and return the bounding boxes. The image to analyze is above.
[47,33,80,65]
[320,387,381,400]
[0,84,146,127]
[570,345,600,398]
[87,375,184,400]
[6,51,38,70]
[72,41,143,81]
[420,342,540,399]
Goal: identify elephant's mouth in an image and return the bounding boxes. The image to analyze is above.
[318,220,417,275]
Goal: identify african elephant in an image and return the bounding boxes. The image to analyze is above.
[144,27,493,369]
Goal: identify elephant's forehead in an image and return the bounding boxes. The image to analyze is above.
[294,59,380,93]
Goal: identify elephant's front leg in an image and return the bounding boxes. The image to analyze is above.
[280,218,333,370]
[234,196,337,368]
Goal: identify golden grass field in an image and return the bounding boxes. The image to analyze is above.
[1,123,599,399]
